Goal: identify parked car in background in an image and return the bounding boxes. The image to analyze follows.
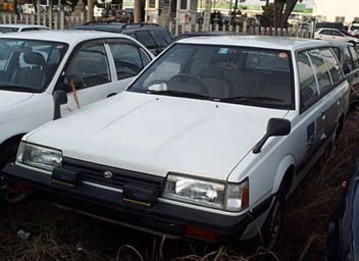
[349,23,359,34]
[73,23,173,55]
[331,42,359,105]
[0,24,49,33]
[314,28,359,45]
[173,31,243,41]
[4,36,350,248]
[0,30,153,202]
[325,152,359,261]
[315,22,346,31]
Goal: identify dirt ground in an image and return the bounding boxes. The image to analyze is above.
[1,110,359,261]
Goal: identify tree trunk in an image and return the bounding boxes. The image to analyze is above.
[273,0,298,29]
[280,0,297,28]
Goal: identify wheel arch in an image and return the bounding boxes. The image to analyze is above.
[0,134,25,159]
[272,155,296,196]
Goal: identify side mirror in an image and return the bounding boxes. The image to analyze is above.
[53,90,67,120]
[253,118,291,154]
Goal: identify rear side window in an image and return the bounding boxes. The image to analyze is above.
[307,49,332,94]
[320,48,344,86]
[343,47,354,71]
[297,51,319,110]
[349,46,359,68]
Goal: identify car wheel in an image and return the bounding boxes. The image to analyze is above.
[261,189,285,249]
[0,142,30,203]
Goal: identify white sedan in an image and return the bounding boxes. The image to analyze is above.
[0,30,154,202]
[314,27,358,44]
[0,24,50,33]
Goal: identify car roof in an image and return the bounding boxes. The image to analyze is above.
[0,24,49,29]
[317,27,340,31]
[176,35,329,51]
[173,31,243,41]
[0,30,136,44]
[73,23,126,33]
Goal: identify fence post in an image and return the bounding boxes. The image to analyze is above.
[242,19,247,34]
[175,19,179,36]
[195,23,199,32]
[54,12,58,30]
[60,10,65,30]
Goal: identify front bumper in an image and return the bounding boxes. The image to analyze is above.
[3,160,272,242]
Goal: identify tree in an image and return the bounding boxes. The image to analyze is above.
[260,3,274,27]
[273,0,298,28]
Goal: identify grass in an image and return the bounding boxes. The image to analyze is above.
[1,109,359,260]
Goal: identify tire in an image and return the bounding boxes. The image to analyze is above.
[261,189,285,249]
[0,141,30,203]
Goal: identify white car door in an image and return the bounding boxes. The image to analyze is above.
[294,51,326,177]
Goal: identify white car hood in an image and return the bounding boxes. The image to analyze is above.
[28,92,288,180]
[0,91,33,111]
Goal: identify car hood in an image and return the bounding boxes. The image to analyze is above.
[27,92,289,180]
[0,91,33,111]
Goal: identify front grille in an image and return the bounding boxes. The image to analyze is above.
[62,157,164,194]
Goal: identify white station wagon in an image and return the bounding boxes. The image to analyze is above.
[0,30,154,202]
[4,36,349,247]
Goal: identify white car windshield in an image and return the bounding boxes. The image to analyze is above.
[129,43,294,109]
[0,39,68,93]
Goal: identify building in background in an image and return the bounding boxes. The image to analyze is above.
[313,0,359,24]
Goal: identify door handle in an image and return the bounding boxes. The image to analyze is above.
[336,99,341,105]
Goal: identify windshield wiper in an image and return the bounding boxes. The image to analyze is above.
[219,96,284,103]
[146,89,211,100]
[0,85,36,92]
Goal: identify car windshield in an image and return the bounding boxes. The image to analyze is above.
[128,43,294,109]
[0,38,68,93]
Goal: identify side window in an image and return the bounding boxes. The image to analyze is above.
[297,51,319,110]
[320,48,344,86]
[135,31,156,49]
[331,30,343,37]
[349,46,359,68]
[307,49,332,94]
[108,42,146,80]
[66,43,110,90]
[151,30,172,48]
[321,30,331,35]
[343,47,354,71]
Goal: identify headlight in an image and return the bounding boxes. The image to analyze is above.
[16,142,62,171]
[162,173,249,212]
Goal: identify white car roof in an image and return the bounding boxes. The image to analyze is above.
[0,30,135,45]
[0,24,49,29]
[176,35,329,51]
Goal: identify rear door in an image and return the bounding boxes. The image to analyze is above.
[296,50,325,169]
[346,45,359,103]
[315,48,347,139]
